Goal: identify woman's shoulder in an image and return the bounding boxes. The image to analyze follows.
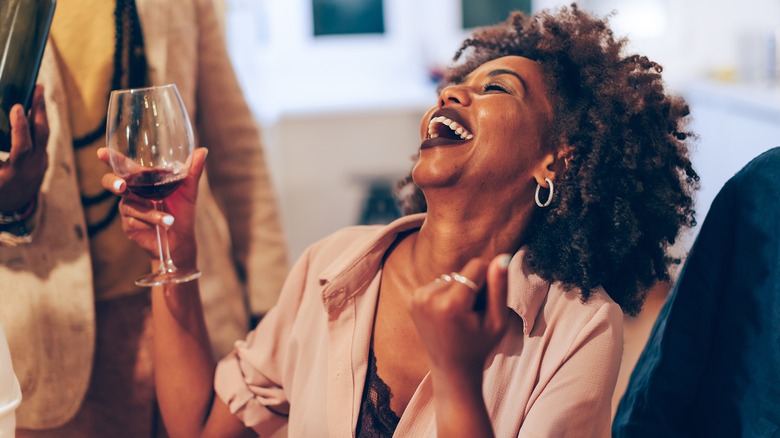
[509,248,622,337]
[531,284,623,370]
[302,214,427,272]
[545,283,623,332]
[307,224,392,260]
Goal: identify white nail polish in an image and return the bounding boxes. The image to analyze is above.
[162,215,174,226]
[113,180,124,191]
[498,254,512,269]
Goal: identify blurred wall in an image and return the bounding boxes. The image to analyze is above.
[223,0,780,261]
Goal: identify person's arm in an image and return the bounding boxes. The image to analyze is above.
[0,86,48,245]
[613,163,737,436]
[407,255,511,437]
[193,0,288,319]
[150,277,253,438]
[100,147,251,437]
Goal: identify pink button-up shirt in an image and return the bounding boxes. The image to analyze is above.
[215,213,623,437]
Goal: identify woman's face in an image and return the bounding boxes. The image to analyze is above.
[413,56,555,200]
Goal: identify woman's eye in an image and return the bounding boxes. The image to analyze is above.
[483,83,509,93]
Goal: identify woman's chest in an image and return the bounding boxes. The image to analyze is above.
[372,279,430,418]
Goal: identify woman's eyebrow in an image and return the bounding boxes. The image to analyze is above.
[487,69,527,91]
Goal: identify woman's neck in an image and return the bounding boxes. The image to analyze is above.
[397,199,533,288]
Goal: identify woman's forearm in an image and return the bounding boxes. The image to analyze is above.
[151,261,216,438]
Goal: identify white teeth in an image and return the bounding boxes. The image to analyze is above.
[426,116,473,141]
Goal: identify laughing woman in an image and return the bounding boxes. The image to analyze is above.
[102,5,697,438]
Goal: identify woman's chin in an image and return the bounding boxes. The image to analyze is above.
[411,166,459,191]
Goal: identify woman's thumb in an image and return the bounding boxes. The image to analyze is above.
[485,254,511,331]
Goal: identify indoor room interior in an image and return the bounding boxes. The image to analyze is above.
[3,0,778,435]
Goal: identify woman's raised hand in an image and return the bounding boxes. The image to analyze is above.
[98,147,208,267]
[407,254,511,379]
[407,254,511,437]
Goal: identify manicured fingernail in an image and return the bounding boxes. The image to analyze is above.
[113,179,125,191]
[162,215,175,226]
[498,254,512,269]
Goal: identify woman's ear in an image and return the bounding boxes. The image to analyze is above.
[533,153,556,188]
[533,146,572,187]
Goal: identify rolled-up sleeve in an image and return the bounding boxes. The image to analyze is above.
[214,245,312,435]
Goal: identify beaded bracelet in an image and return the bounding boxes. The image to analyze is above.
[0,199,36,225]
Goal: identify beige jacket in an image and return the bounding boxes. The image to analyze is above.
[0,0,288,429]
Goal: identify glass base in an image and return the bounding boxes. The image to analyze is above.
[134,268,201,287]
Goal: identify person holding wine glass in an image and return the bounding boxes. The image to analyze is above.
[0,0,288,436]
[104,6,698,437]
[105,84,202,287]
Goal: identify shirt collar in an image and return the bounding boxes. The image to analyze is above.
[319,214,426,312]
[506,247,551,335]
[319,213,550,334]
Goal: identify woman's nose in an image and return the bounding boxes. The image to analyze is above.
[438,85,472,107]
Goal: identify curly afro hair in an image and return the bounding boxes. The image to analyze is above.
[396,4,699,315]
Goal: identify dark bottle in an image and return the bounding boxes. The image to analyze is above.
[0,0,56,153]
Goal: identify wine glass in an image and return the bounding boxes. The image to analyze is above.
[106,83,201,287]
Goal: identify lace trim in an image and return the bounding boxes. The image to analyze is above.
[356,349,400,438]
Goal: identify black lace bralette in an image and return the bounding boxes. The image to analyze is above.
[355,348,401,437]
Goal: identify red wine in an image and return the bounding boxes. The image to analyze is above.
[125,169,186,200]
[0,0,57,153]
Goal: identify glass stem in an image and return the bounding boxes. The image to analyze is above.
[152,200,177,274]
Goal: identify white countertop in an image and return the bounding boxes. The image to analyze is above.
[684,79,780,123]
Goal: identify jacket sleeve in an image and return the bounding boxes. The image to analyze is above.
[193,0,288,316]
[520,302,623,438]
[612,151,756,437]
[611,227,727,437]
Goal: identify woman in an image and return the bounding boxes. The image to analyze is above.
[101,5,697,437]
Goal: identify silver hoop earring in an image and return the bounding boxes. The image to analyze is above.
[535,178,554,208]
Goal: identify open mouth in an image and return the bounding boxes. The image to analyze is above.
[426,116,474,141]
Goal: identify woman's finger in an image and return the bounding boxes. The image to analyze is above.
[119,198,174,227]
[450,258,489,309]
[485,254,511,332]
[30,85,49,151]
[8,105,32,163]
[123,215,155,234]
[101,173,126,194]
[178,147,208,202]
[96,147,109,165]
[190,147,208,178]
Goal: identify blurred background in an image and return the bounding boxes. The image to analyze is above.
[219,0,780,263]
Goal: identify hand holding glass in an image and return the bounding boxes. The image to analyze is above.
[106,84,200,286]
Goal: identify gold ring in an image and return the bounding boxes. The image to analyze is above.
[450,272,479,292]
